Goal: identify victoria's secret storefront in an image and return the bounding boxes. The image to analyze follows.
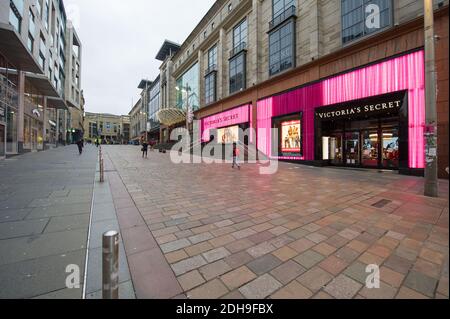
[200,104,252,145]
[257,50,426,175]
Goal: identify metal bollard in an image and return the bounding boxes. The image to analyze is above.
[100,158,104,183]
[102,230,119,299]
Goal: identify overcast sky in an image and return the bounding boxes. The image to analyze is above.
[65,0,215,115]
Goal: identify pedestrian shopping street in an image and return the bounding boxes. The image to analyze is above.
[0,145,448,299]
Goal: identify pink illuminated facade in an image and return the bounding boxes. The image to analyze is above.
[200,104,252,142]
[256,50,425,171]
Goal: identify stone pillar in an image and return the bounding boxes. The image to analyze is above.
[56,109,60,147]
[17,71,25,153]
[43,97,48,147]
[218,27,227,100]
[198,50,204,107]
[250,0,261,85]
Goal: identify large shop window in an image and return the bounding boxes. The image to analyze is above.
[342,0,392,44]
[176,62,200,111]
[269,20,295,76]
[272,113,303,158]
[317,91,405,170]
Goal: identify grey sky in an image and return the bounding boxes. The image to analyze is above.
[65,0,215,116]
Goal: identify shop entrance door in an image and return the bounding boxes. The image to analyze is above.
[328,134,343,165]
[344,132,360,166]
[31,128,38,151]
[381,127,399,169]
[0,124,5,159]
[362,130,380,167]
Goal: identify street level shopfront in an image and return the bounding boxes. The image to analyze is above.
[200,104,252,145]
[256,50,426,175]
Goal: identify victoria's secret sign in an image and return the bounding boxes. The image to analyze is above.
[204,113,240,127]
[316,99,402,120]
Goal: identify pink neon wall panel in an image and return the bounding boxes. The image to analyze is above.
[257,50,425,168]
[201,104,251,142]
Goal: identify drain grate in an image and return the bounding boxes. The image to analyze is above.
[372,199,392,208]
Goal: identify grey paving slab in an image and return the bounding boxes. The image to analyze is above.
[44,214,90,233]
[0,228,88,266]
[0,249,85,299]
[0,219,49,240]
[0,208,32,223]
[89,219,120,249]
[26,203,91,219]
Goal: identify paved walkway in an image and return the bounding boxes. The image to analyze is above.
[102,145,449,299]
[0,145,97,298]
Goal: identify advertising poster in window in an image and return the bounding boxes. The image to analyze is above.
[217,125,239,144]
[281,120,301,154]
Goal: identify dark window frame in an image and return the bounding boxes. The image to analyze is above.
[268,18,296,77]
[229,51,246,94]
[232,18,248,50]
[341,0,393,45]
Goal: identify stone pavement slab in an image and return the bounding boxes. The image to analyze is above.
[0,145,98,298]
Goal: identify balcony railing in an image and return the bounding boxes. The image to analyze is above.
[269,5,297,30]
[205,64,217,76]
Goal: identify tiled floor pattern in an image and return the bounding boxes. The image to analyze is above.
[103,146,449,299]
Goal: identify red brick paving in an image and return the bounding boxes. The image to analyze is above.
[102,146,449,299]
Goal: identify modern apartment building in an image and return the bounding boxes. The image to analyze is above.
[129,97,143,142]
[64,23,83,143]
[154,0,448,177]
[0,0,83,157]
[84,112,130,144]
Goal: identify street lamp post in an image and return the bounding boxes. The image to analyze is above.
[423,0,438,197]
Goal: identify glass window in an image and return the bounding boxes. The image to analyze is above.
[38,53,45,69]
[176,63,200,111]
[269,21,294,76]
[205,73,216,105]
[9,2,22,33]
[36,0,42,18]
[27,32,34,52]
[273,0,296,18]
[229,53,245,94]
[149,80,160,123]
[208,45,217,69]
[233,19,248,50]
[29,9,35,37]
[341,0,392,44]
[43,0,49,30]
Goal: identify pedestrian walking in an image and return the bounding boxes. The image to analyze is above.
[232,142,240,170]
[141,140,149,158]
[95,138,100,148]
[76,138,84,155]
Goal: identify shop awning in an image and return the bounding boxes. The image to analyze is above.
[47,97,68,110]
[25,73,60,98]
[0,23,43,74]
[157,108,186,126]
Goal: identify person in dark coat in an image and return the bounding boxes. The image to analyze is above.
[141,140,149,158]
[76,139,84,155]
